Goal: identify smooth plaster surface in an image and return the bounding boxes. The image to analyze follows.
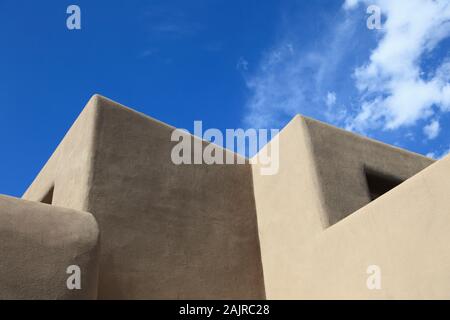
[0,195,99,299]
[252,115,435,299]
[291,154,450,299]
[23,95,266,299]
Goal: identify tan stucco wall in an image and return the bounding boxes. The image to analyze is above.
[303,116,434,225]
[0,195,99,299]
[290,154,450,299]
[23,95,265,299]
[251,116,329,298]
[252,115,435,299]
[87,96,265,299]
[22,96,100,211]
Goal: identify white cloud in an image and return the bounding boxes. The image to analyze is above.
[344,0,360,10]
[426,146,450,159]
[243,43,305,128]
[346,0,450,132]
[242,0,450,147]
[326,92,337,107]
[423,119,440,140]
[242,12,358,128]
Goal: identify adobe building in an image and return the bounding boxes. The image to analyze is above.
[1,94,449,299]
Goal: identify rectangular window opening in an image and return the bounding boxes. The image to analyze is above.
[40,185,54,205]
[364,168,404,201]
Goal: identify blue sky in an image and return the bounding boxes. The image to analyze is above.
[1,0,450,197]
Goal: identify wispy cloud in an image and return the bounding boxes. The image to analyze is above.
[138,48,158,59]
[423,119,440,140]
[242,9,361,129]
[344,0,360,10]
[426,146,450,160]
[143,5,201,39]
[151,22,200,37]
[326,92,337,108]
[138,5,202,63]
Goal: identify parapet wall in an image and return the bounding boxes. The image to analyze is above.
[290,154,450,299]
[0,195,99,299]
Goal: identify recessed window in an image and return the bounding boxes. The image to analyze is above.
[364,168,404,201]
[40,185,54,205]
